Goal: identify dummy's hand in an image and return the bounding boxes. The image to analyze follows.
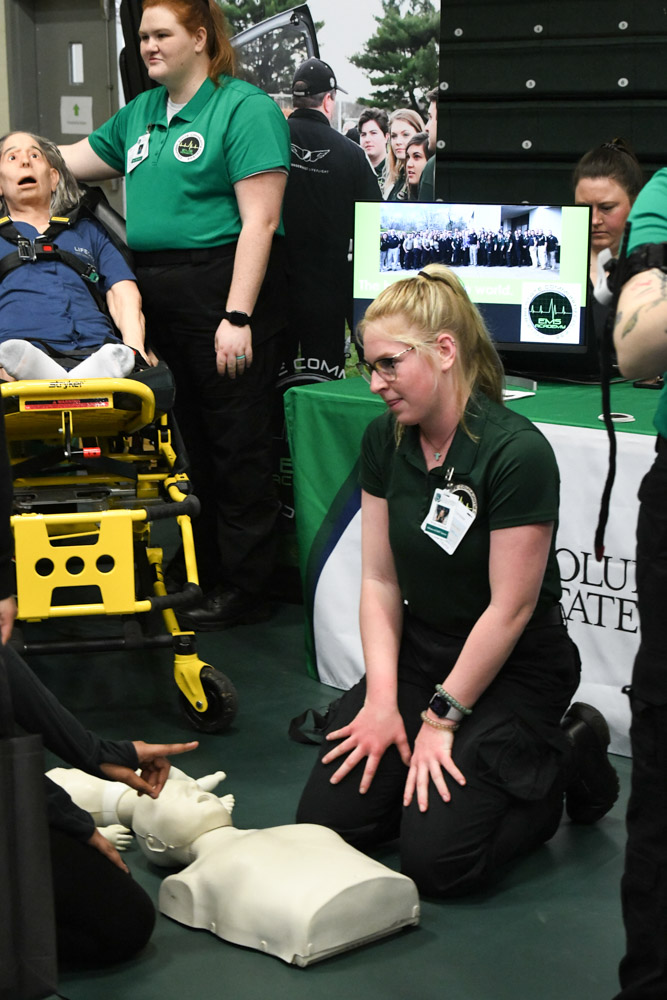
[99,740,199,798]
[88,827,129,873]
[322,704,411,794]
[214,319,253,378]
[99,823,133,852]
[0,595,16,644]
[403,723,466,812]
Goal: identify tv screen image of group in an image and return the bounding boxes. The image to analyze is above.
[353,202,592,364]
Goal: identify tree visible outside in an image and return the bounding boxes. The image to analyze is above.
[219,0,323,94]
[350,0,438,111]
[219,0,296,33]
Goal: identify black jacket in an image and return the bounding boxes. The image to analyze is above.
[283,108,380,285]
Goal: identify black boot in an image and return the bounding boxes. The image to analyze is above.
[561,702,620,824]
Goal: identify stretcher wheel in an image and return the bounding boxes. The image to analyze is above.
[179,667,238,733]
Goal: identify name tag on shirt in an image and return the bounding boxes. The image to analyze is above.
[421,487,476,555]
[127,133,150,173]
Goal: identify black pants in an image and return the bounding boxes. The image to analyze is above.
[137,255,283,595]
[283,261,353,382]
[615,439,667,999]
[297,612,580,897]
[51,827,154,965]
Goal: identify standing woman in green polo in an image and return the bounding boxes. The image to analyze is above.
[61,0,290,628]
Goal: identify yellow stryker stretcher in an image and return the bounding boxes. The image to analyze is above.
[2,366,237,733]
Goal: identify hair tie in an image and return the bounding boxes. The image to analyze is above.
[601,139,628,154]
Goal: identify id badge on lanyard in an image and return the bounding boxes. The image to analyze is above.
[127,132,150,173]
[420,468,478,555]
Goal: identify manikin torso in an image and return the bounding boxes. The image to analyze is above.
[48,766,419,966]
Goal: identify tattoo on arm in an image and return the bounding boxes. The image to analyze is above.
[617,308,639,340]
[617,272,667,340]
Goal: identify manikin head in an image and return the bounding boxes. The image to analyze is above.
[0,131,82,217]
[133,775,235,867]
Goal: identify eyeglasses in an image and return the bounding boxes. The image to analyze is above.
[356,346,415,383]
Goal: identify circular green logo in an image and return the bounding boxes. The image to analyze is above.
[528,290,573,335]
[174,132,205,162]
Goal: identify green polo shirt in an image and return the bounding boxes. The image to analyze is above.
[626,168,667,438]
[88,76,290,251]
[360,393,561,634]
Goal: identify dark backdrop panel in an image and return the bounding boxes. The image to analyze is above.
[439,1,659,43]
[435,0,667,204]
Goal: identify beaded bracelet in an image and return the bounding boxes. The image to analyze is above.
[420,710,459,732]
[435,684,472,716]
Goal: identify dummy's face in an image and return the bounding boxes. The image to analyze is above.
[0,133,58,214]
[574,175,633,256]
[360,121,387,164]
[139,5,206,91]
[390,120,418,161]
[133,778,233,861]
[406,144,427,187]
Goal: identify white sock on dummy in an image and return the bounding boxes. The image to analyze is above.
[69,343,136,379]
[0,339,68,380]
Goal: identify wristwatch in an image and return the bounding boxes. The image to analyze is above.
[428,692,464,723]
[222,309,252,327]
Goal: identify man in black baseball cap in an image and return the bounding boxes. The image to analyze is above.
[291,57,348,98]
[282,56,379,383]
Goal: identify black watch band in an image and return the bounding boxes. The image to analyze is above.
[222,309,252,327]
[428,692,464,723]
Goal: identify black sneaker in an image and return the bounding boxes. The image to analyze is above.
[562,702,620,824]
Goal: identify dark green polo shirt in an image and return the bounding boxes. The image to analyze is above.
[89,76,290,251]
[360,393,562,634]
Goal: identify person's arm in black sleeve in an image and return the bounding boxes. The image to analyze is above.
[45,775,96,842]
[4,642,138,777]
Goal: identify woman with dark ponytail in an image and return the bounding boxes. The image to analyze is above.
[573,138,644,353]
[573,139,644,267]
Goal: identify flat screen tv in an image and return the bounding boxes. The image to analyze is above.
[352,201,597,381]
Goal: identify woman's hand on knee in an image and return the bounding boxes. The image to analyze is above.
[87,828,129,874]
[322,704,411,794]
[403,725,466,812]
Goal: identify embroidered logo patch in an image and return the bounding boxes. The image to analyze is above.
[290,143,330,164]
[450,484,478,515]
[174,132,205,162]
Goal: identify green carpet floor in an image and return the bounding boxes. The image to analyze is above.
[29,602,628,1000]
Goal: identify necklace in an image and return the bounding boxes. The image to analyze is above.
[420,424,457,461]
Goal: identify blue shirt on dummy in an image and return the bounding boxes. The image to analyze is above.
[0,217,135,350]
